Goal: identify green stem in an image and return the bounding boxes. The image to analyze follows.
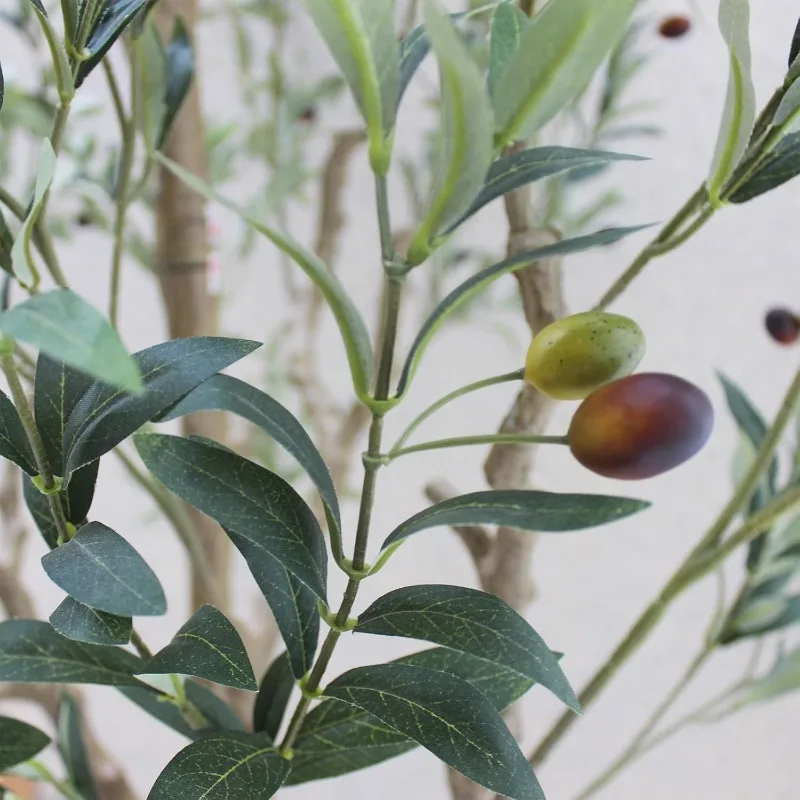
[389,432,568,460]
[278,175,404,754]
[390,368,524,454]
[530,367,800,767]
[130,629,153,660]
[28,760,84,800]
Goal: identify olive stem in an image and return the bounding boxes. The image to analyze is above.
[529,367,800,768]
[388,432,569,461]
[390,369,525,455]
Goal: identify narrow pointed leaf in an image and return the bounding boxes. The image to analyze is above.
[158,18,194,149]
[143,605,257,691]
[707,0,755,203]
[396,225,648,396]
[0,716,49,771]
[58,693,99,800]
[446,146,646,232]
[356,584,577,711]
[488,2,528,100]
[50,597,132,646]
[253,651,294,739]
[729,131,800,203]
[325,663,543,799]
[493,0,637,145]
[725,595,800,640]
[0,619,147,686]
[11,138,55,287]
[42,521,167,617]
[383,490,649,550]
[408,2,494,262]
[63,336,260,474]
[228,529,319,679]
[147,733,290,800]
[133,23,167,150]
[737,646,800,705]
[0,389,36,474]
[287,646,539,785]
[155,154,373,400]
[2,290,143,393]
[160,373,341,537]
[135,434,327,600]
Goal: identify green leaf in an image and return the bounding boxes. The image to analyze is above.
[147,733,290,800]
[11,138,55,288]
[0,60,4,115]
[0,389,36,474]
[158,18,194,149]
[50,597,132,646]
[159,373,341,542]
[2,290,143,393]
[34,354,93,475]
[27,1,73,98]
[253,651,294,739]
[0,619,147,686]
[58,693,99,800]
[298,0,398,168]
[729,131,800,203]
[407,2,494,265]
[488,2,529,100]
[383,489,649,550]
[135,434,327,601]
[63,336,260,475]
[143,605,257,691]
[707,0,755,204]
[0,207,13,274]
[42,521,167,617]
[0,716,49,772]
[356,584,578,711]
[396,225,648,396]
[133,23,167,151]
[155,155,373,401]
[724,595,800,642]
[75,0,151,87]
[228,529,319,679]
[24,462,99,549]
[737,646,800,705]
[445,146,645,233]
[324,663,543,799]
[493,0,637,146]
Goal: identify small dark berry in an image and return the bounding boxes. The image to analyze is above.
[659,15,692,39]
[75,212,92,227]
[765,308,800,345]
[298,106,317,124]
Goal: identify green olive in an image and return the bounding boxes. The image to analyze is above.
[524,312,645,400]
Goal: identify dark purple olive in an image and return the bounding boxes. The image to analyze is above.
[659,15,692,39]
[765,308,800,345]
[298,106,317,124]
[568,373,714,480]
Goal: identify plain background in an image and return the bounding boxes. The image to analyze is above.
[4,0,800,798]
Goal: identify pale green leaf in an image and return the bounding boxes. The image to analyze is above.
[488,2,529,100]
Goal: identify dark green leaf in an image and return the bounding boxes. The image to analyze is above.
[24,462,99,549]
[143,605,256,691]
[147,733,290,800]
[396,225,649,396]
[158,18,194,149]
[58,693,99,800]
[229,530,319,679]
[0,716,49,772]
[383,489,650,550]
[63,336,260,474]
[0,619,147,686]
[50,596,132,646]
[790,15,800,67]
[723,594,800,642]
[135,434,327,600]
[356,584,577,711]
[34,354,93,475]
[75,0,150,87]
[488,2,528,100]
[325,663,543,799]
[0,61,4,114]
[1,290,142,393]
[0,207,13,274]
[730,131,800,203]
[184,680,246,732]
[160,373,340,537]
[42,521,167,617]
[253,651,294,739]
[446,147,645,233]
[0,389,36,474]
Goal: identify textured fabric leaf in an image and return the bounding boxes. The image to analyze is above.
[0,716,50,772]
[253,651,294,739]
[0,389,36,474]
[58,692,99,800]
[50,596,132,646]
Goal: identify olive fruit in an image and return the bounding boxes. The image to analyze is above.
[659,15,692,38]
[568,373,714,480]
[524,312,645,401]
[765,308,800,345]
